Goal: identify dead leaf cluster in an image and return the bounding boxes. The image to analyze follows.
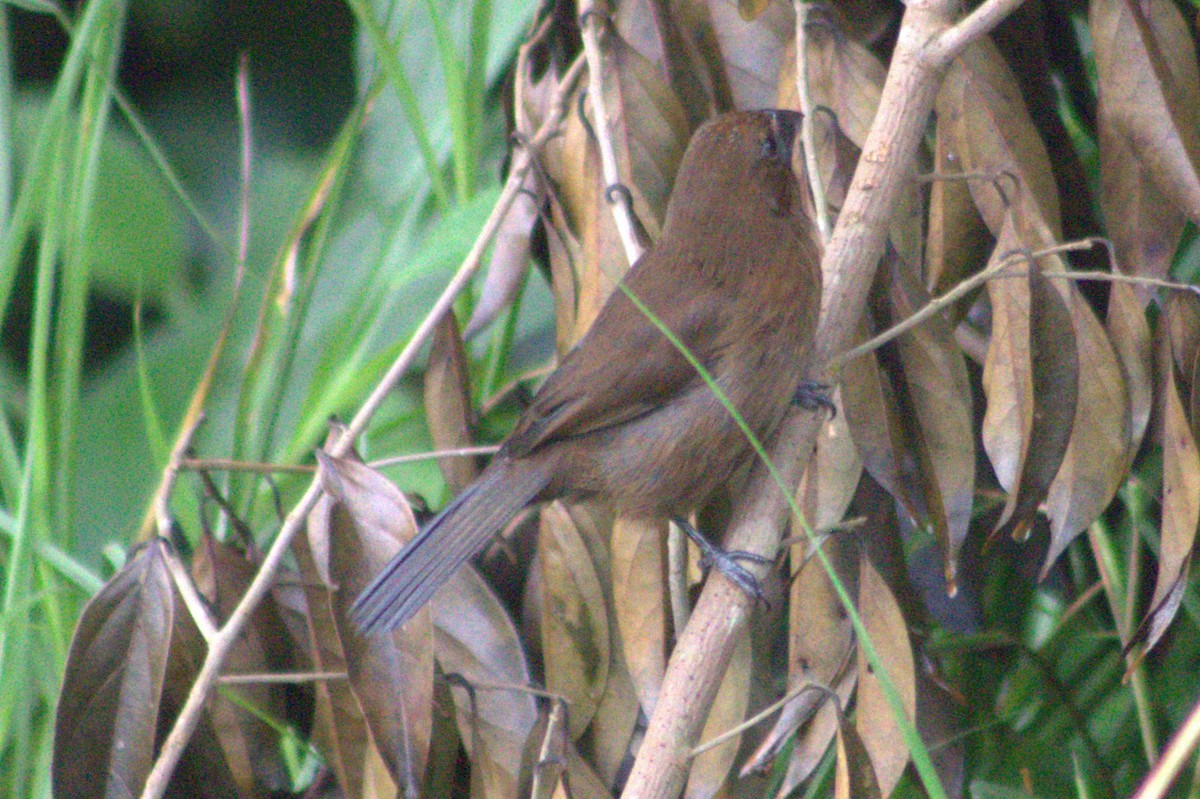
[53,0,1200,797]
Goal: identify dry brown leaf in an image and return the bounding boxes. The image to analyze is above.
[584,629,639,789]
[795,386,863,535]
[433,567,539,799]
[1097,111,1187,291]
[614,0,718,128]
[610,516,669,714]
[1106,279,1155,471]
[855,553,915,797]
[886,255,975,584]
[771,671,857,796]
[927,91,993,306]
[53,539,237,798]
[981,215,1078,540]
[705,0,793,109]
[191,536,293,794]
[840,321,926,528]
[567,746,618,799]
[465,172,540,339]
[746,533,856,773]
[539,501,612,738]
[317,451,437,796]
[777,11,885,149]
[1042,278,1130,574]
[945,39,1061,237]
[1133,297,1200,654]
[1091,0,1200,222]
[597,34,691,241]
[424,311,479,494]
[299,487,384,798]
[1166,291,1200,410]
[835,715,883,799]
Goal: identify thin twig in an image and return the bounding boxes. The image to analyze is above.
[138,52,586,799]
[1131,689,1200,799]
[691,681,842,757]
[794,0,832,243]
[162,543,218,642]
[217,671,347,685]
[179,445,500,476]
[578,0,645,266]
[830,238,1099,368]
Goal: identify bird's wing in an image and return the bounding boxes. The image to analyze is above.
[505,254,726,456]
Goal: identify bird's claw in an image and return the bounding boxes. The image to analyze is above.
[673,517,771,604]
[793,380,836,415]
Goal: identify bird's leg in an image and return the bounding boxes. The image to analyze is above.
[793,380,835,415]
[672,517,772,603]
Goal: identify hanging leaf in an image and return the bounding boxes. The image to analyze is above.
[1091,0,1200,222]
[539,501,611,738]
[835,715,882,799]
[424,310,480,494]
[855,554,916,797]
[54,539,240,799]
[981,215,1078,540]
[317,450,437,797]
[610,516,669,715]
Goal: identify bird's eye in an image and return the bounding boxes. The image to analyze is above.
[760,135,779,160]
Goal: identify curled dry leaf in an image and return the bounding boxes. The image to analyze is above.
[685,629,751,799]
[191,535,294,794]
[855,553,916,798]
[840,319,928,530]
[539,501,611,738]
[835,715,883,799]
[1132,296,1200,655]
[981,215,1078,540]
[1042,277,1130,575]
[944,38,1062,238]
[776,9,885,149]
[1165,290,1200,411]
[546,29,689,340]
[1091,0,1200,222]
[1097,110,1187,290]
[596,33,691,242]
[424,310,480,493]
[886,254,975,585]
[613,0,718,128]
[584,626,639,789]
[745,533,856,774]
[432,566,540,799]
[1106,279,1155,472]
[54,539,239,799]
[771,672,857,797]
[927,91,993,307]
[316,450,436,797]
[465,172,540,339]
[610,516,669,714]
[298,485,384,798]
[795,386,862,536]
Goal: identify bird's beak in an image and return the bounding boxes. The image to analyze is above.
[769,109,802,163]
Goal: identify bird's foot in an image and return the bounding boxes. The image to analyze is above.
[793,380,836,415]
[673,517,771,604]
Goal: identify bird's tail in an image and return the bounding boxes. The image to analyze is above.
[350,457,548,634]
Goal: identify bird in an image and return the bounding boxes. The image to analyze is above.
[352,108,823,634]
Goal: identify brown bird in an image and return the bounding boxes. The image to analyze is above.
[352,109,823,633]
